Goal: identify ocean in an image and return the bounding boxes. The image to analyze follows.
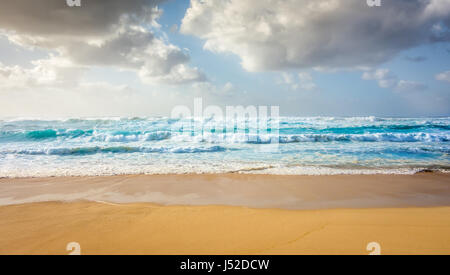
[0,116,449,177]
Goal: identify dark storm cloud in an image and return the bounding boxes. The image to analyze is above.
[0,0,206,84]
[0,0,164,36]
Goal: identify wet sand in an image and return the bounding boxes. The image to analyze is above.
[0,173,449,209]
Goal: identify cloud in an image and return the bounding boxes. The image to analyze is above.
[396,80,427,92]
[181,0,450,72]
[0,56,142,117]
[0,0,164,36]
[405,56,427,62]
[279,72,317,91]
[0,0,205,85]
[0,57,85,90]
[362,69,398,89]
[191,81,237,96]
[435,70,450,82]
[362,69,427,92]
[170,24,179,33]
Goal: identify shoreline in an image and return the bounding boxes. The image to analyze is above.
[0,173,449,209]
[0,168,448,179]
[1,166,448,179]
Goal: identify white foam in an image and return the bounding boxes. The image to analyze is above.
[239,166,421,175]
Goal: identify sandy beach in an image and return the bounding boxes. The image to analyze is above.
[1,0,450,259]
[0,173,449,255]
[1,201,449,255]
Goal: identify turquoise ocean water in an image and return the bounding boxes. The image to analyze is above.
[0,117,449,177]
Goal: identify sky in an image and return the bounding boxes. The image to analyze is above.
[0,0,449,118]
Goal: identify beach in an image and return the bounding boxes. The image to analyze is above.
[1,0,449,260]
[0,173,449,255]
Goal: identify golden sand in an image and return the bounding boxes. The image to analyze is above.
[0,202,449,255]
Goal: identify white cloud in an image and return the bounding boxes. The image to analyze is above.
[181,0,450,72]
[362,69,398,89]
[137,39,206,84]
[396,80,427,92]
[279,72,317,91]
[280,73,295,88]
[423,0,450,19]
[297,72,317,91]
[362,69,427,92]
[170,24,179,33]
[0,57,144,117]
[0,57,85,89]
[191,81,237,96]
[435,70,450,82]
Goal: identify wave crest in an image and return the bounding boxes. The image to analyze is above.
[5,145,227,156]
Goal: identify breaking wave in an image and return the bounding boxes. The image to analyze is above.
[0,116,448,177]
[4,145,227,156]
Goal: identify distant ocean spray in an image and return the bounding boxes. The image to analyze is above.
[0,117,449,177]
